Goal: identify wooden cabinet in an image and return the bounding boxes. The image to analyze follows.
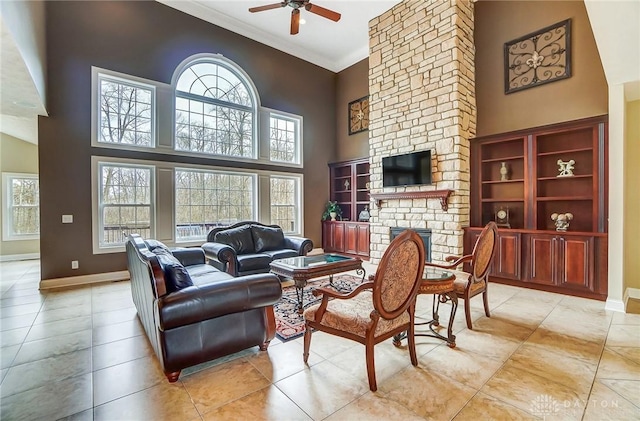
[524,233,595,291]
[466,116,608,300]
[323,221,369,258]
[323,158,371,259]
[465,228,605,300]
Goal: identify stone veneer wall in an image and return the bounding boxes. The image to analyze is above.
[368,0,476,264]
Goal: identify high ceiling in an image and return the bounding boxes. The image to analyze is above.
[1,1,638,146]
[158,0,402,72]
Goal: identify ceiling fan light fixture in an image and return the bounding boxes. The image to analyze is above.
[248,0,341,35]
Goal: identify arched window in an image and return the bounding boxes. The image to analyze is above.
[174,56,257,158]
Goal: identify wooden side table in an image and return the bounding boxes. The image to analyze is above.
[393,267,458,348]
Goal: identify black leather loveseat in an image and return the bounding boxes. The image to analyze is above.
[202,221,313,277]
[126,234,282,382]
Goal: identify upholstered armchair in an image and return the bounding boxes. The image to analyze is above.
[425,221,498,329]
[302,229,426,392]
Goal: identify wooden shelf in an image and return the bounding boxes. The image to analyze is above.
[481,198,525,203]
[537,147,593,157]
[370,189,453,211]
[535,196,592,201]
[481,155,524,163]
[537,175,592,181]
[481,179,525,184]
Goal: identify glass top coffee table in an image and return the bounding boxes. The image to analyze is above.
[270,254,365,314]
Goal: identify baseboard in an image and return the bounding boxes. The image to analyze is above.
[623,288,640,314]
[39,270,130,290]
[604,297,625,313]
[0,253,40,262]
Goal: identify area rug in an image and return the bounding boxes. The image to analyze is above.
[274,274,363,341]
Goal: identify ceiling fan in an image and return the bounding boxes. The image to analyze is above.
[249,1,341,35]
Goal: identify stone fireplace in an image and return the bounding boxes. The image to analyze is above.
[390,227,432,262]
[368,0,476,265]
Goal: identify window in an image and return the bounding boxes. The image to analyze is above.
[175,60,255,158]
[270,176,299,233]
[97,73,155,147]
[2,173,39,241]
[175,169,255,241]
[97,163,153,248]
[270,114,300,164]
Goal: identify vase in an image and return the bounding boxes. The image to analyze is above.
[330,212,337,221]
[500,162,508,181]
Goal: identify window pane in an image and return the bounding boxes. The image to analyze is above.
[175,169,254,241]
[270,177,297,233]
[5,175,40,238]
[99,164,152,247]
[270,115,298,163]
[99,77,154,147]
[175,100,253,158]
[174,60,255,158]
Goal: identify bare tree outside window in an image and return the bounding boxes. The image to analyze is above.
[3,174,39,239]
[270,116,297,163]
[175,62,254,158]
[100,164,152,246]
[175,169,254,241]
[270,177,297,233]
[99,77,153,147]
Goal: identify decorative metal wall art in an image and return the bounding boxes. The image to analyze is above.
[504,19,571,94]
[348,96,369,135]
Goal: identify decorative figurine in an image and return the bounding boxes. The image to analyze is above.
[500,162,509,181]
[344,179,350,190]
[557,159,575,177]
[551,212,573,231]
[358,206,370,222]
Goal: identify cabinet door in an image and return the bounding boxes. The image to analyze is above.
[356,224,370,257]
[493,232,521,280]
[344,223,358,254]
[331,223,345,253]
[322,221,333,252]
[557,236,594,292]
[525,234,556,285]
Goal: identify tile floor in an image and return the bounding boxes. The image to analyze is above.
[1,259,639,420]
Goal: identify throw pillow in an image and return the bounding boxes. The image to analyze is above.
[154,249,193,293]
[144,239,171,254]
[251,225,285,252]
[214,225,255,254]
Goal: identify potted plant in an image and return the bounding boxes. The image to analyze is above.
[322,201,342,221]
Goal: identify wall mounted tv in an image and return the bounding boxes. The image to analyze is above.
[382,150,433,187]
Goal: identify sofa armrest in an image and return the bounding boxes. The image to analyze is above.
[171,247,206,267]
[283,236,314,256]
[202,242,237,272]
[157,274,282,330]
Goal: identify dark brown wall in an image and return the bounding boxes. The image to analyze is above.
[474,1,607,137]
[39,1,336,279]
[335,58,369,162]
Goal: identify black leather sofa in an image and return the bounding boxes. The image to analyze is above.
[202,221,313,277]
[125,234,282,382]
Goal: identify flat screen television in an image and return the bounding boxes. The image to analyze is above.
[382,150,432,187]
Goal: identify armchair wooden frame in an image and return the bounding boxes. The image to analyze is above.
[303,230,425,391]
[424,222,498,329]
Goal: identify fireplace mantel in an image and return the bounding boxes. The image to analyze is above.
[370,190,454,211]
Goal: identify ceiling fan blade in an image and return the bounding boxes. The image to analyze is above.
[290,9,300,35]
[305,3,341,21]
[249,2,285,13]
